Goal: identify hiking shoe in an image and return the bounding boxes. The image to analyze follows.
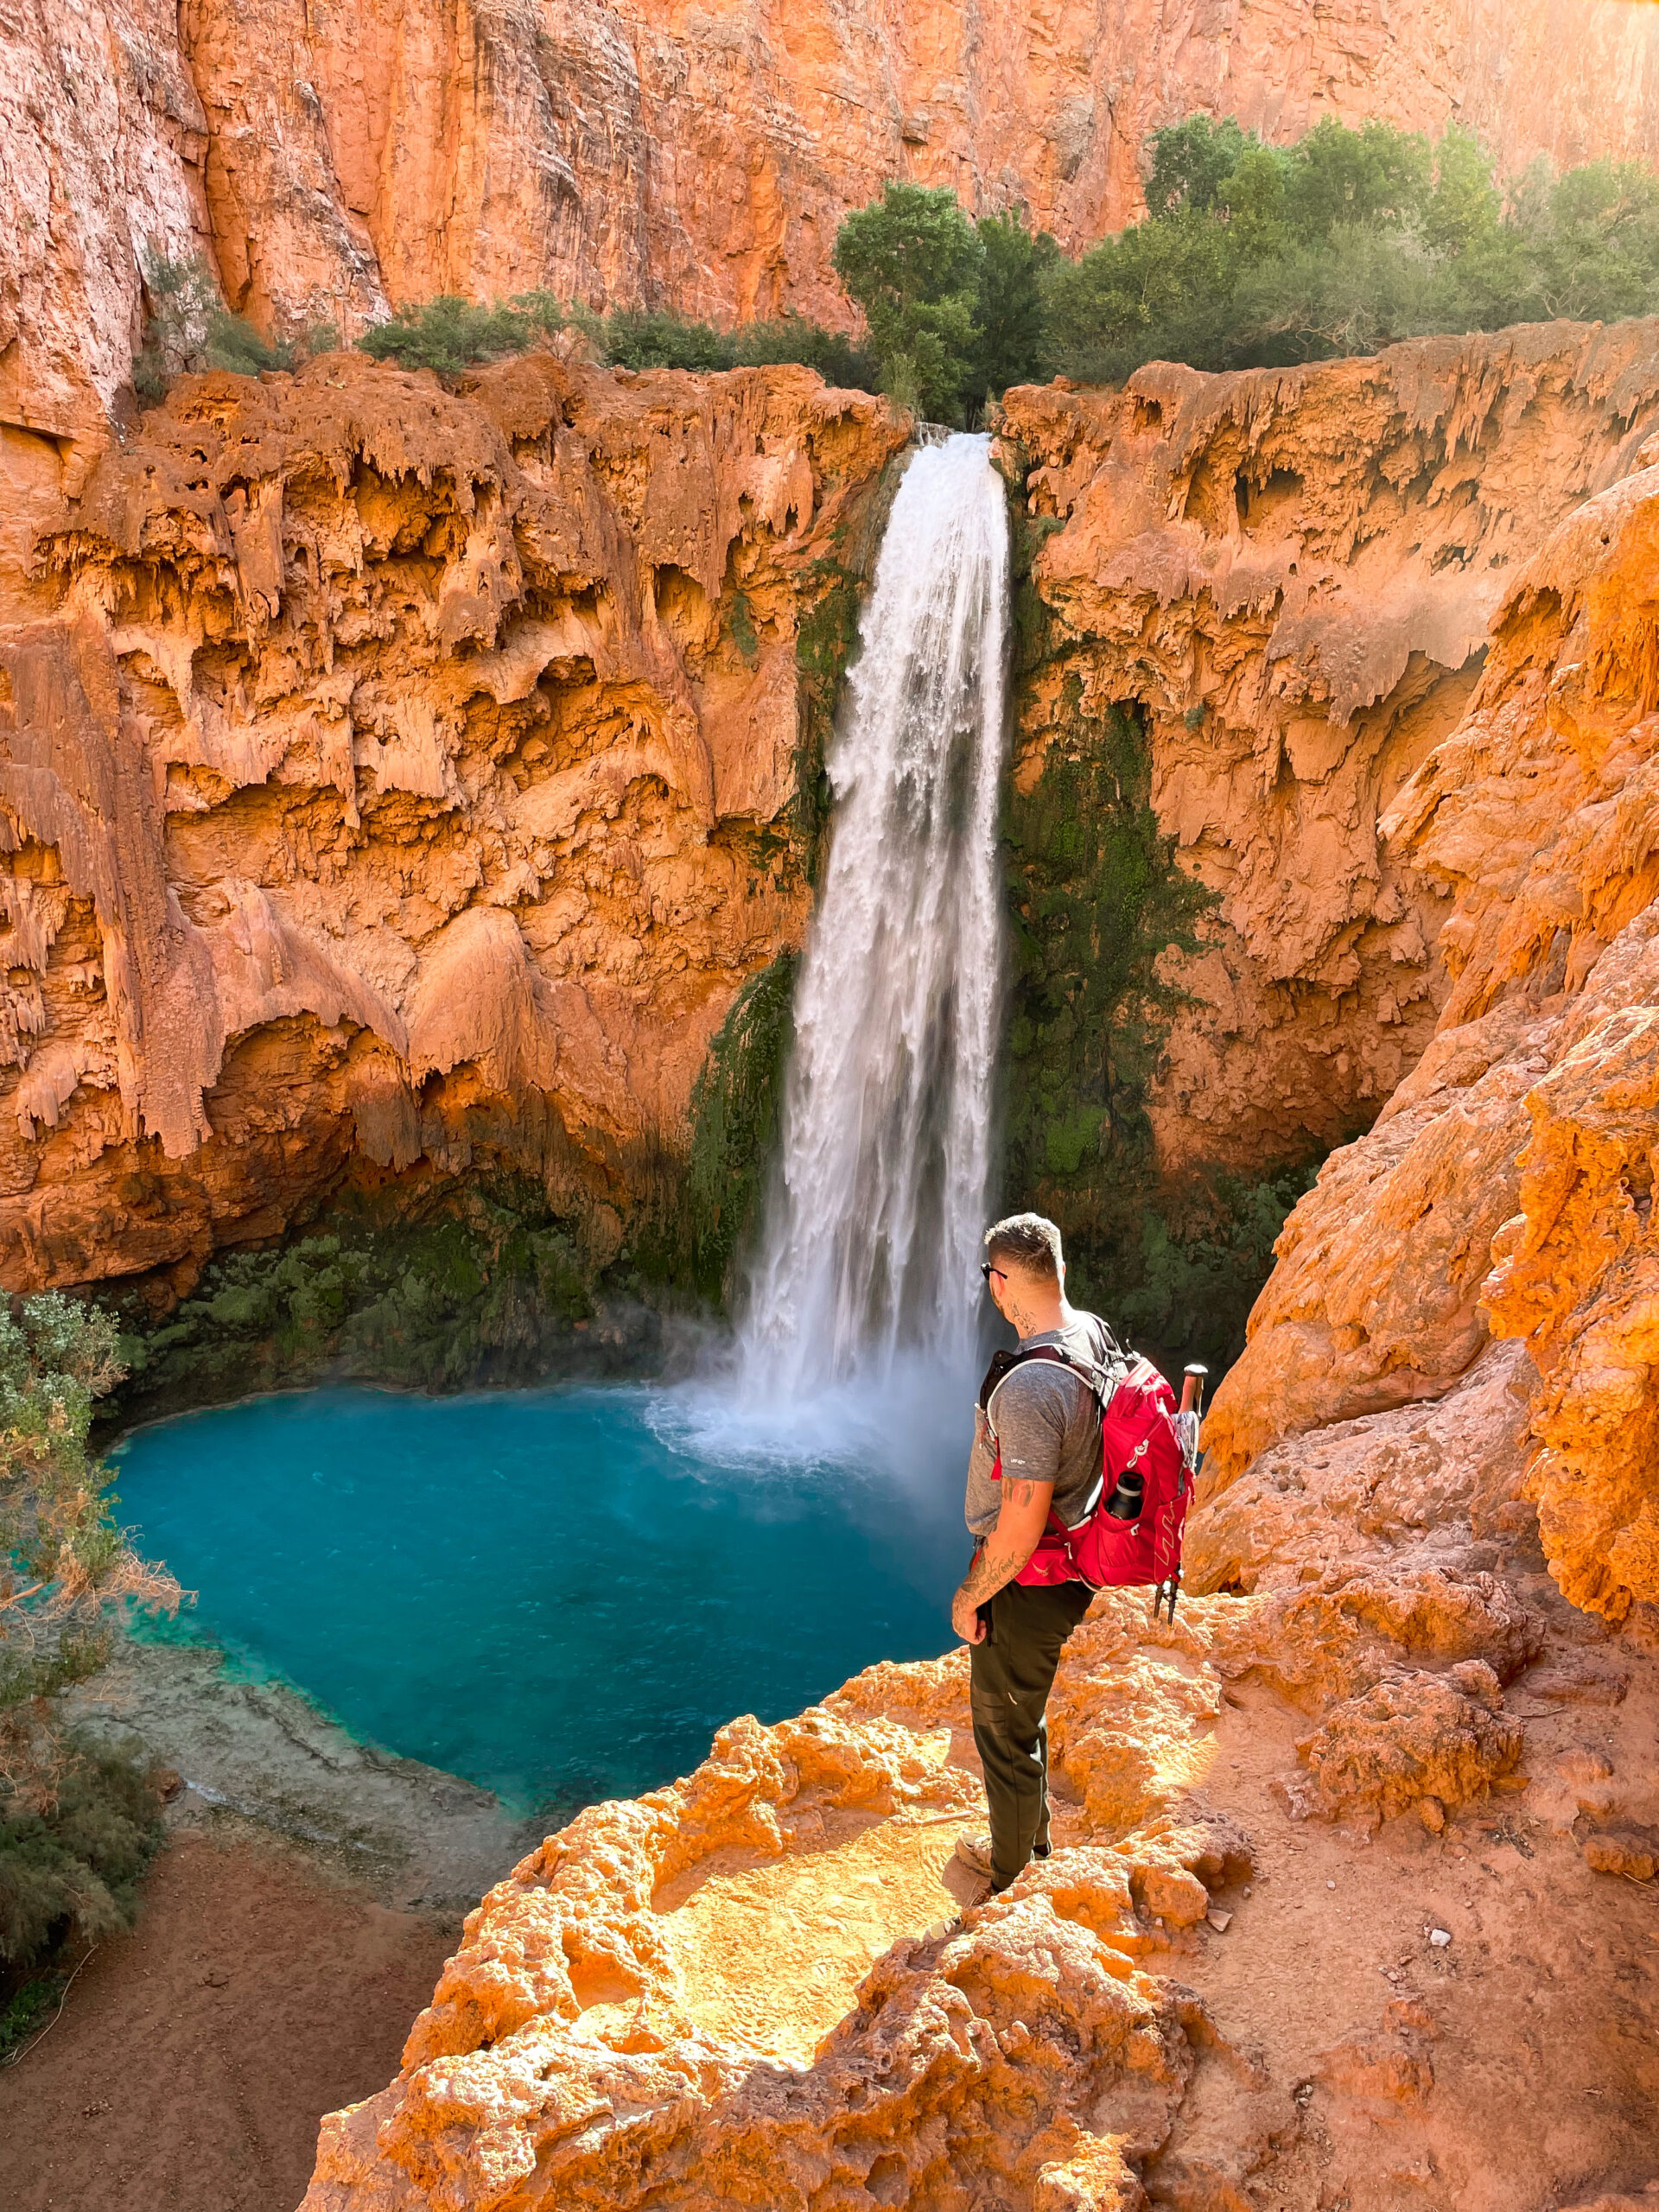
[955,1832,995,1878]
[939,1852,994,1913]
[956,1832,1052,1879]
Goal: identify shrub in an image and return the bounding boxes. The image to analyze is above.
[356,293,560,377]
[726,315,880,390]
[0,1296,176,1986]
[353,290,882,391]
[132,253,335,403]
[0,1737,164,1976]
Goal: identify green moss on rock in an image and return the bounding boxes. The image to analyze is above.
[102,1186,656,1428]
[996,683,1315,1372]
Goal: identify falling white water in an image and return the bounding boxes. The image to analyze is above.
[736,431,1011,1408]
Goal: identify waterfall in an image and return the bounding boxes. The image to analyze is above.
[738,432,1011,1404]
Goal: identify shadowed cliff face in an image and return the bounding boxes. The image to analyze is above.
[8,0,1659,446]
[0,354,906,1298]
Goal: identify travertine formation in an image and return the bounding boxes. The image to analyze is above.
[996,319,1659,1171]
[8,322,1659,1310]
[0,354,904,1294]
[8,0,1659,442]
[296,324,1659,2209]
[1201,451,1659,1630]
[300,1498,1659,2210]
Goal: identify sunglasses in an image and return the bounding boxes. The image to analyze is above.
[980,1262,1007,1284]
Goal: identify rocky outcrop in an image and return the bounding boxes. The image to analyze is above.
[0,354,905,1296]
[1201,447,1659,1630]
[299,1468,1659,2210]
[997,319,1659,1174]
[9,0,1659,438]
[301,1597,1240,2212]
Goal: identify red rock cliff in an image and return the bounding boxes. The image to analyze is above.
[0,354,906,1296]
[7,0,1659,449]
[998,319,1659,1174]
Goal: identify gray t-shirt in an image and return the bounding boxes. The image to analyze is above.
[963,1310,1119,1538]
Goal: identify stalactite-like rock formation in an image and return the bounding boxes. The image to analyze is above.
[0,354,905,1295]
[996,318,1659,1173]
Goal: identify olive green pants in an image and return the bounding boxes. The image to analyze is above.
[969,1574,1094,1891]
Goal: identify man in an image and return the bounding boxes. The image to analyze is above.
[949,1211,1117,1905]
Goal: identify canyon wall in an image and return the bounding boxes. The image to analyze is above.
[299,320,1659,2212]
[1198,448,1659,1635]
[7,321,1659,1313]
[997,319,1659,1174]
[0,354,905,1299]
[8,0,1659,446]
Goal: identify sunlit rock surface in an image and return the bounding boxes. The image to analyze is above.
[300,1540,1659,2209]
[997,319,1659,1173]
[1204,448,1659,1629]
[0,354,905,1293]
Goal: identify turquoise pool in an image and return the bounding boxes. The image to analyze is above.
[111,1380,969,1816]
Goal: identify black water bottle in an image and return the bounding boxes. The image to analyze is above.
[1104,1467,1144,1521]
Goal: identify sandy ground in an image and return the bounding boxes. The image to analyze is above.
[0,1822,460,2212]
[1135,1668,1659,2210]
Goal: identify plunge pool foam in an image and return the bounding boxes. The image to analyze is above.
[111,1381,969,1817]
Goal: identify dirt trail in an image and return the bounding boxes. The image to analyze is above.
[0,1825,458,2212]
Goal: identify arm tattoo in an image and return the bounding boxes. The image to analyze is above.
[960,1544,1025,1602]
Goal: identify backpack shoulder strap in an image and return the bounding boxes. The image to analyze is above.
[977,1342,1072,1413]
[978,1338,1120,1417]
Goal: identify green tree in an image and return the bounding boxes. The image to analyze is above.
[1423,125,1503,255]
[969,210,1059,401]
[1043,112,1659,385]
[2,1297,177,1986]
[1284,117,1432,241]
[832,181,984,422]
[1533,159,1659,321]
[1145,114,1254,218]
[1043,209,1241,385]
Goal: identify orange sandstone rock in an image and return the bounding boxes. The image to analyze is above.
[1204,454,1659,1625]
[0,355,906,1294]
[998,322,1659,1174]
[298,1600,1245,2212]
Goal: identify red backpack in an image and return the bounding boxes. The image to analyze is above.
[979,1339,1200,1619]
